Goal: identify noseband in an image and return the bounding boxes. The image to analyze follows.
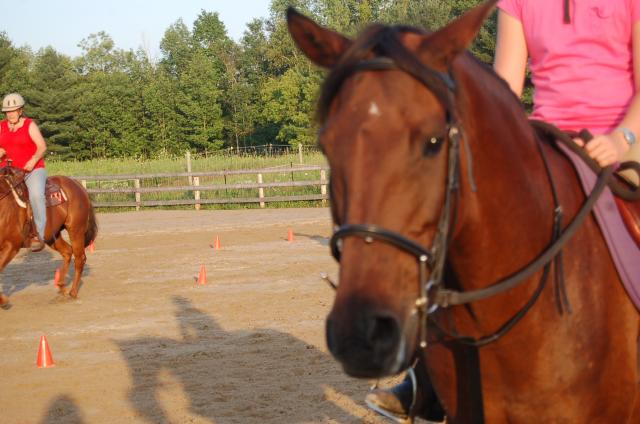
[325,28,613,349]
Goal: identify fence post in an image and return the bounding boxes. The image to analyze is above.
[320,169,327,206]
[298,143,303,164]
[80,180,87,189]
[258,173,265,208]
[194,176,201,211]
[185,151,193,186]
[134,179,141,211]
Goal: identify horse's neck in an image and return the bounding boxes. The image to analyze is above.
[0,190,27,235]
[451,62,560,285]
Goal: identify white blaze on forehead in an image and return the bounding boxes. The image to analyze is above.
[368,102,381,117]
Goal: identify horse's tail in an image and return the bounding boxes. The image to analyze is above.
[84,202,98,247]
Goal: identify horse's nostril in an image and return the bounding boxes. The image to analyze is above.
[366,315,399,348]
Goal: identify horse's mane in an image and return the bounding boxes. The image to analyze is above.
[464,53,526,113]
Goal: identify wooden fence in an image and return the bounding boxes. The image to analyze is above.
[75,165,329,210]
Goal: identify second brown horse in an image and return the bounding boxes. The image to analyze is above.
[0,167,97,307]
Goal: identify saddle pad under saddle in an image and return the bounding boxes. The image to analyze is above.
[558,144,640,311]
[19,178,67,208]
[615,197,640,248]
[45,179,66,207]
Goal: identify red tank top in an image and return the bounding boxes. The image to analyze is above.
[0,118,45,170]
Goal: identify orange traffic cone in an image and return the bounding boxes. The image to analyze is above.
[36,335,55,368]
[87,240,95,253]
[53,269,61,286]
[196,265,207,285]
[287,228,294,242]
[213,235,221,250]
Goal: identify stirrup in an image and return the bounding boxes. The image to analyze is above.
[365,368,417,424]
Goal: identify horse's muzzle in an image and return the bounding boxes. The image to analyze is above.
[326,309,408,378]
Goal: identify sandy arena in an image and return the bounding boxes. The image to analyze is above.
[0,208,414,424]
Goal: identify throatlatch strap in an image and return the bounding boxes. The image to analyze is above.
[563,0,570,24]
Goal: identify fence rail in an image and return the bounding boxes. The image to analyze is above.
[75,165,330,210]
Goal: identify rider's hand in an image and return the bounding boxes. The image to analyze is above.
[574,132,629,168]
[0,148,5,158]
[23,157,36,172]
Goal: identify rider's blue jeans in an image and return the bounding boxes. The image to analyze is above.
[25,167,47,240]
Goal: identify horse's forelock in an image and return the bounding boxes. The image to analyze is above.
[317,24,428,122]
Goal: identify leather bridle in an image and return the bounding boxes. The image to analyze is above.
[324,28,614,349]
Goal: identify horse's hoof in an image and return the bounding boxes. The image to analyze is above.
[1,302,11,310]
[69,292,78,299]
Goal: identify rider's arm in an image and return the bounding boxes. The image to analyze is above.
[0,125,4,158]
[612,21,640,185]
[27,121,47,163]
[617,22,640,161]
[493,10,528,98]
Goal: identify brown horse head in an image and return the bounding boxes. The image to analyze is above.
[288,1,498,378]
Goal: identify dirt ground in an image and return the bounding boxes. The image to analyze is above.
[0,208,411,424]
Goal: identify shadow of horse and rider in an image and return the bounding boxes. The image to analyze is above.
[113,296,369,424]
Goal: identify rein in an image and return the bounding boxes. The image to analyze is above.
[530,120,640,201]
[0,167,27,207]
[326,27,616,349]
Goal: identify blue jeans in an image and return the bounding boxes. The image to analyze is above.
[25,168,47,240]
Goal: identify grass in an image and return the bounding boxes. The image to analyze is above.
[46,151,330,211]
[46,151,328,176]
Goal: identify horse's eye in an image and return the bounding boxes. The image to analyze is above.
[423,136,444,156]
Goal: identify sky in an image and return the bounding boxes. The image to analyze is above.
[2,0,273,59]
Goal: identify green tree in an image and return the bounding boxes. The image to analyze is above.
[159,20,193,78]
[260,67,322,146]
[0,33,33,98]
[74,33,145,158]
[26,47,79,159]
[175,51,225,151]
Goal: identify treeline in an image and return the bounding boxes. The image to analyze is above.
[0,0,496,160]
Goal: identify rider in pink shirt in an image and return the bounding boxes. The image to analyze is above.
[495,0,640,184]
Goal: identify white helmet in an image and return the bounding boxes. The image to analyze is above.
[2,93,25,112]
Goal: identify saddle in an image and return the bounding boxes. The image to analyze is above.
[1,168,67,247]
[9,175,67,209]
[530,120,640,249]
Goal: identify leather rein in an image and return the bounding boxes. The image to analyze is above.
[0,164,27,206]
[324,28,630,349]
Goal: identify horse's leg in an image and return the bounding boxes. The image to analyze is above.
[0,240,21,307]
[67,230,86,299]
[50,235,73,296]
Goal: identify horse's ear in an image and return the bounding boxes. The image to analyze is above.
[287,8,352,68]
[419,0,498,69]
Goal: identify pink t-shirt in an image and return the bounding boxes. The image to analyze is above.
[497,0,640,134]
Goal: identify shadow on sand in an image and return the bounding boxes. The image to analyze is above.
[0,246,93,297]
[115,296,367,423]
[294,232,330,247]
[40,394,86,424]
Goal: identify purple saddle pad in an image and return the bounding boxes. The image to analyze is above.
[560,144,640,311]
